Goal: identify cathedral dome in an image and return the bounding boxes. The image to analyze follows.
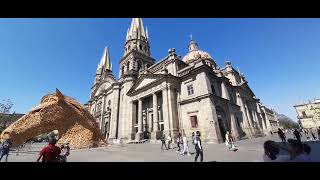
[182,39,213,64]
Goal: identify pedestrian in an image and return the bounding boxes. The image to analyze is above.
[225,131,230,147]
[293,129,302,143]
[60,141,70,162]
[0,133,12,162]
[160,133,168,150]
[180,132,191,156]
[317,127,320,140]
[262,140,290,162]
[176,133,181,153]
[228,131,236,151]
[287,139,311,162]
[191,132,196,153]
[167,135,172,149]
[37,138,61,162]
[310,130,317,141]
[277,128,286,143]
[194,131,203,162]
[305,129,311,141]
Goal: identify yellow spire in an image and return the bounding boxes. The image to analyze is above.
[101,47,111,71]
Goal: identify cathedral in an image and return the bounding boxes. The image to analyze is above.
[87,18,278,144]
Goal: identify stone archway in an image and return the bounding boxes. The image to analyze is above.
[216,106,228,142]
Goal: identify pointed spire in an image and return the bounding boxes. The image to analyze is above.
[101,47,111,71]
[126,28,129,40]
[126,18,147,41]
[146,26,149,40]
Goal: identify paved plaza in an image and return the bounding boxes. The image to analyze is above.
[5,134,320,162]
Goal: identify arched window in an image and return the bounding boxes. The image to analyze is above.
[139,45,142,50]
[128,45,131,51]
[137,61,142,71]
[122,66,125,76]
[127,61,130,72]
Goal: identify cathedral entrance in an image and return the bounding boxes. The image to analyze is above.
[216,106,227,142]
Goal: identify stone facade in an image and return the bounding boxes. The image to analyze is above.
[294,99,320,129]
[88,18,277,144]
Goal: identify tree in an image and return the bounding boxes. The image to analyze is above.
[0,99,13,114]
[277,114,299,129]
[0,99,14,131]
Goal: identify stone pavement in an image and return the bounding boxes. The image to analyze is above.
[5,134,320,162]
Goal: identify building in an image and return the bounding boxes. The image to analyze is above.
[294,99,320,129]
[259,106,279,132]
[87,18,277,144]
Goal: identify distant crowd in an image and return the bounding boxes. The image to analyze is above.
[1,126,319,162]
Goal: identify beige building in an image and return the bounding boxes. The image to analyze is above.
[294,99,320,129]
[87,18,278,144]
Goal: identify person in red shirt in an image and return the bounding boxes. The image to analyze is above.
[37,138,61,162]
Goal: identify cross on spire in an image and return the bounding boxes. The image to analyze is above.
[190,34,193,41]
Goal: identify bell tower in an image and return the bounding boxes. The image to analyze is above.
[119,18,155,79]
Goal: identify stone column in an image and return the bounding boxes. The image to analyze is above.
[151,93,160,140]
[237,94,253,138]
[263,108,272,132]
[135,98,143,140]
[100,96,106,132]
[162,86,170,136]
[168,86,179,140]
[221,81,229,99]
[108,85,120,142]
[229,108,240,140]
[244,103,254,133]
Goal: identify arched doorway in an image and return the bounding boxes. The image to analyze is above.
[216,106,227,141]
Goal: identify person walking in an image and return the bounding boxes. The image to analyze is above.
[160,133,168,150]
[305,129,311,141]
[60,141,70,162]
[180,132,191,156]
[225,131,230,147]
[228,131,236,151]
[167,135,172,149]
[310,130,317,141]
[176,133,182,153]
[37,138,61,162]
[0,133,12,162]
[277,128,286,143]
[194,131,203,162]
[293,129,302,143]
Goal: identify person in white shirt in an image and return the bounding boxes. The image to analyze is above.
[180,132,191,156]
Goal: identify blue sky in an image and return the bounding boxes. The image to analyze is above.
[1,18,320,121]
